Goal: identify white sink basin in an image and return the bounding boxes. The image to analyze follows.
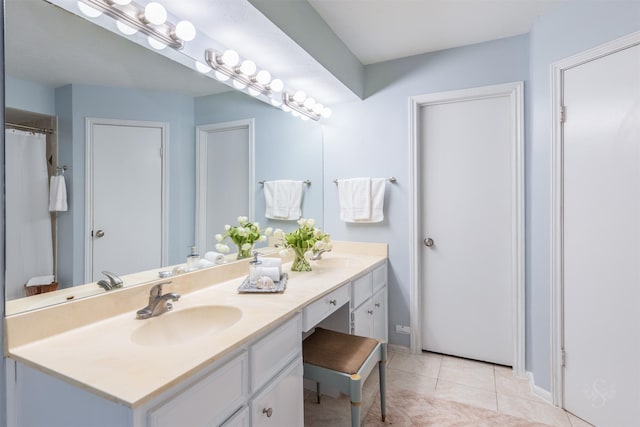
[130,305,242,347]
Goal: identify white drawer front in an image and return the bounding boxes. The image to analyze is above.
[250,358,303,427]
[372,263,387,294]
[352,273,372,309]
[148,351,247,427]
[250,314,301,393]
[302,284,350,332]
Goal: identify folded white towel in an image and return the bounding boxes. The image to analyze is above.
[338,177,372,222]
[338,177,386,223]
[26,274,55,287]
[49,175,68,212]
[204,251,226,264]
[257,266,281,282]
[259,257,282,277]
[264,180,303,220]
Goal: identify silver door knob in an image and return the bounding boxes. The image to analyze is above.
[95,230,105,238]
[424,237,434,247]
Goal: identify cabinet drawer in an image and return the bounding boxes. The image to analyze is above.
[250,314,301,393]
[147,351,248,427]
[352,273,372,309]
[372,264,387,294]
[250,358,303,427]
[221,407,249,427]
[302,284,350,332]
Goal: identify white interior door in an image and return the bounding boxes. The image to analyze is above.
[420,88,517,366]
[196,120,253,253]
[562,43,640,425]
[88,120,165,281]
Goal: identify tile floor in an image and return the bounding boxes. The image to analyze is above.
[304,347,594,427]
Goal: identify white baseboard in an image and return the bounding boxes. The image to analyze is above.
[388,344,411,354]
[526,371,553,403]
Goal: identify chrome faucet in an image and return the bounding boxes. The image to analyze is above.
[311,248,332,261]
[136,281,180,319]
[97,271,123,291]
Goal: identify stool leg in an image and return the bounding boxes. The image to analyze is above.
[379,360,387,422]
[349,374,362,427]
[316,382,321,404]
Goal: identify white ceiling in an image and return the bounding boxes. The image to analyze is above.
[6,0,561,107]
[308,0,561,65]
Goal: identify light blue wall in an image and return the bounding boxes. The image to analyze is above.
[195,90,324,232]
[323,35,530,348]
[5,75,55,116]
[526,0,640,390]
[53,84,195,285]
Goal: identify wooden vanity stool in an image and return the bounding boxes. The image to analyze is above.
[302,327,387,426]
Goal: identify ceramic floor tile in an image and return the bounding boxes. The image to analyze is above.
[386,366,437,397]
[494,365,543,402]
[434,378,498,412]
[498,393,572,427]
[438,355,496,392]
[388,350,442,379]
[566,412,595,427]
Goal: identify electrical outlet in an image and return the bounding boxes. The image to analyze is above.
[395,324,411,334]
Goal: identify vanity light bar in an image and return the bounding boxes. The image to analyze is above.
[282,92,321,121]
[204,49,273,97]
[81,0,187,49]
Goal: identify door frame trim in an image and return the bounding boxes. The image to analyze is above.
[85,118,169,283]
[195,119,255,253]
[408,82,525,374]
[550,30,640,407]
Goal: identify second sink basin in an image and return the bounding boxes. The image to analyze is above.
[130,305,242,347]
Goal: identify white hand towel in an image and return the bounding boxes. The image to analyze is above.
[264,180,303,220]
[26,274,55,287]
[366,178,386,223]
[204,251,226,264]
[257,266,281,282]
[338,177,372,222]
[259,257,282,277]
[49,175,68,212]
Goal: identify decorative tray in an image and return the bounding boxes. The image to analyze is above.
[238,273,288,293]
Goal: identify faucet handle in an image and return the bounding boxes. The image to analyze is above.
[150,281,172,298]
[102,271,123,288]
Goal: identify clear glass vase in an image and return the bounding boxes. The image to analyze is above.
[290,246,312,272]
[236,244,254,260]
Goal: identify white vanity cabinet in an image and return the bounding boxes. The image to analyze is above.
[250,358,303,427]
[351,263,388,342]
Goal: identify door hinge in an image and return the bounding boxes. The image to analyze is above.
[561,349,566,367]
[560,105,566,123]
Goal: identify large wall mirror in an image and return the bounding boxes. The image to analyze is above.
[4,0,324,312]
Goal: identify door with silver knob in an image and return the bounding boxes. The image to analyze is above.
[423,237,434,247]
[94,229,105,238]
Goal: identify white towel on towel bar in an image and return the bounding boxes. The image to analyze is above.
[49,175,68,212]
[338,177,386,223]
[264,180,303,220]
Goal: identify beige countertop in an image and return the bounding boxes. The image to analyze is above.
[5,242,387,408]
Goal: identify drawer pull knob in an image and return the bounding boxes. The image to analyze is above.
[375,303,381,308]
[328,299,337,305]
[263,407,273,418]
[367,310,374,315]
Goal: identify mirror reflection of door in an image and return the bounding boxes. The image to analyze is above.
[87,119,167,282]
[196,120,254,254]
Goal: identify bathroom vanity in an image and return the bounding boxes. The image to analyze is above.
[4,242,387,427]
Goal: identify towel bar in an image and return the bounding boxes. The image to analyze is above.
[259,179,311,186]
[333,177,396,184]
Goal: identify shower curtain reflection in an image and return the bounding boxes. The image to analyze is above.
[5,129,54,300]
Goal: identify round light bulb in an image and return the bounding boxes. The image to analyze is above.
[300,115,309,121]
[293,90,306,104]
[312,103,324,115]
[303,97,316,110]
[239,60,256,76]
[248,88,261,97]
[233,80,247,90]
[255,70,271,85]
[282,104,292,113]
[195,61,210,73]
[269,79,284,92]
[215,71,230,82]
[270,98,282,107]
[116,21,137,35]
[147,37,166,50]
[291,110,301,118]
[221,50,240,67]
[77,2,102,18]
[321,107,332,118]
[111,0,132,5]
[144,2,167,25]
[175,20,196,42]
